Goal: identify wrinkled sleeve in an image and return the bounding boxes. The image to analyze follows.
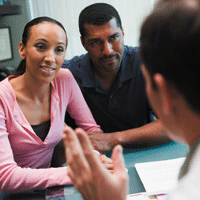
[0,101,72,193]
[65,70,103,133]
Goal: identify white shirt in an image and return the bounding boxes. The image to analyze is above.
[167,142,200,199]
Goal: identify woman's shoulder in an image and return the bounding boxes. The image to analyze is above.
[55,68,74,81]
[0,77,15,107]
[0,78,12,96]
[52,68,76,90]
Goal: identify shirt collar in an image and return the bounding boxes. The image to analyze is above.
[118,45,133,82]
[81,46,133,88]
[81,54,96,88]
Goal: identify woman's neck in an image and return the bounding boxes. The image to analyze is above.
[10,73,51,103]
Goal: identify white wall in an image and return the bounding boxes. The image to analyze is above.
[29,0,158,59]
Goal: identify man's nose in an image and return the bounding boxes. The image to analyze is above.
[102,41,112,55]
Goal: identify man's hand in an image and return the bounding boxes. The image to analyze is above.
[88,131,118,152]
[62,126,129,200]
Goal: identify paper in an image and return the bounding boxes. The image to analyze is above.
[156,194,167,200]
[127,192,156,200]
[135,157,186,195]
[127,192,158,200]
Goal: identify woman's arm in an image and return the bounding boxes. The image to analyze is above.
[0,101,72,193]
[65,70,102,133]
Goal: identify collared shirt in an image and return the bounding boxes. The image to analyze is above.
[0,68,101,193]
[166,139,200,199]
[62,46,152,133]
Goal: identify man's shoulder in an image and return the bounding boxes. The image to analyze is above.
[124,45,139,55]
[123,45,140,67]
[62,53,88,70]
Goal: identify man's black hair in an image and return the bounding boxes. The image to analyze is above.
[140,0,200,114]
[79,3,122,38]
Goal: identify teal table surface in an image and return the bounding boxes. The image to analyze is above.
[0,141,189,199]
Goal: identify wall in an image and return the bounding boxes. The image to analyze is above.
[29,0,155,59]
[0,0,31,71]
[0,0,158,70]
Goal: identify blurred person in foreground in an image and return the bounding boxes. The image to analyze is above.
[63,0,200,199]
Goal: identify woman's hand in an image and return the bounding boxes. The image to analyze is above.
[99,154,113,171]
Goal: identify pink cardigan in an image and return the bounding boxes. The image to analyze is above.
[0,68,102,193]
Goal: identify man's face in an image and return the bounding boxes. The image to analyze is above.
[81,18,124,73]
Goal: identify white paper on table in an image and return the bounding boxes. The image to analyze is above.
[135,157,186,195]
[127,192,158,200]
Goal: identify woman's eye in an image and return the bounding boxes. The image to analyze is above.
[56,47,64,52]
[35,44,45,50]
[110,35,118,41]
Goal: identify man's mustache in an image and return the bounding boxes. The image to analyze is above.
[100,53,119,60]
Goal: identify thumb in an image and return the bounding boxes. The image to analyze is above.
[111,145,127,174]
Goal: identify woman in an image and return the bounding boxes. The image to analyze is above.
[0,16,111,193]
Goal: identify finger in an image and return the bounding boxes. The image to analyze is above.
[63,126,84,156]
[67,165,76,184]
[104,163,114,170]
[63,127,97,200]
[63,127,82,174]
[63,126,90,176]
[99,155,113,164]
[111,145,127,174]
[67,165,94,200]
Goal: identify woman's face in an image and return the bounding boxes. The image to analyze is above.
[19,22,67,84]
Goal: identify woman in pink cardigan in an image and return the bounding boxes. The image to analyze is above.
[0,16,112,193]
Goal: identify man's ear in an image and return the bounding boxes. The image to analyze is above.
[18,41,26,60]
[80,36,86,49]
[154,74,178,116]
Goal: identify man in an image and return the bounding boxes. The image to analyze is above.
[63,0,200,199]
[62,3,170,152]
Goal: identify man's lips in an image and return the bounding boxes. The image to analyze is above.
[101,54,119,63]
[103,58,115,62]
[101,56,116,63]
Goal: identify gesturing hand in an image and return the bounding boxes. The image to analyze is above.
[62,126,129,200]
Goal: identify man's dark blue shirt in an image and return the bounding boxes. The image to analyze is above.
[62,46,152,133]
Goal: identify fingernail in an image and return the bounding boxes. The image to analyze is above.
[118,145,123,154]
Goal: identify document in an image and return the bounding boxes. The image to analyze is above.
[127,192,157,200]
[135,157,186,195]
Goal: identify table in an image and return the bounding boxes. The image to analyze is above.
[0,141,189,199]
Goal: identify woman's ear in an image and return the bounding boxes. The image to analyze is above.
[18,41,26,60]
[122,27,124,36]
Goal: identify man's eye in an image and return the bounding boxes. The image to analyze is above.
[91,40,100,45]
